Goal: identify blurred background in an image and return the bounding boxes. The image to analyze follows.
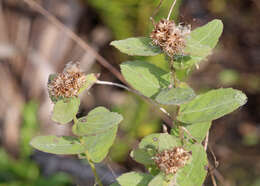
[0,0,260,185]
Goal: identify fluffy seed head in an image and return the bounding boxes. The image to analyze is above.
[48,62,86,99]
[153,146,192,175]
[150,19,191,56]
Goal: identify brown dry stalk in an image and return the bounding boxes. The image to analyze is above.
[22,0,126,84]
[22,0,175,128]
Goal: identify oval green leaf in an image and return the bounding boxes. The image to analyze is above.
[155,87,196,105]
[81,125,118,163]
[131,134,181,166]
[148,173,169,186]
[177,88,247,123]
[110,172,153,186]
[30,135,85,155]
[175,144,208,186]
[174,19,223,69]
[120,60,171,98]
[134,133,208,186]
[130,148,154,166]
[51,97,80,124]
[110,37,162,56]
[184,122,212,143]
[73,107,123,136]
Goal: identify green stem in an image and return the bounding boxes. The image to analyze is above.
[85,151,103,186]
[169,58,185,144]
[169,58,178,88]
[73,115,78,124]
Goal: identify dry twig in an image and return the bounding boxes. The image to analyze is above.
[22,0,126,84]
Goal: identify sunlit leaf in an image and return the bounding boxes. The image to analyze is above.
[155,87,196,105]
[30,135,85,155]
[175,144,208,186]
[131,134,181,166]
[110,172,153,186]
[174,19,223,69]
[52,97,80,124]
[177,88,247,123]
[121,60,171,98]
[148,173,169,186]
[111,37,162,56]
[82,126,118,163]
[73,107,123,162]
[73,107,123,136]
[130,149,154,166]
[132,133,208,186]
[184,122,212,143]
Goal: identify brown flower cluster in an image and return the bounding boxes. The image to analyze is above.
[153,146,192,175]
[48,62,86,99]
[150,19,190,57]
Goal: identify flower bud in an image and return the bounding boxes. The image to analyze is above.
[48,62,86,99]
[153,146,192,175]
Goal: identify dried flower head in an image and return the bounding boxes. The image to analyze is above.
[153,146,192,175]
[150,19,190,57]
[48,62,86,99]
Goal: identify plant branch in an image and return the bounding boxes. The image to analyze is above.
[85,151,103,186]
[204,131,209,151]
[73,115,78,124]
[23,0,175,128]
[181,126,198,143]
[96,80,174,127]
[22,0,126,84]
[167,0,177,20]
[96,80,132,92]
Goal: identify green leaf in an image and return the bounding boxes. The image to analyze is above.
[174,19,223,69]
[131,134,181,166]
[132,134,208,186]
[148,173,169,186]
[184,122,212,143]
[51,97,80,124]
[110,172,153,186]
[130,149,154,166]
[177,88,247,123]
[82,125,118,163]
[110,37,162,56]
[72,107,123,162]
[155,87,196,105]
[158,134,181,151]
[120,60,171,97]
[73,107,123,136]
[175,144,208,186]
[138,133,160,151]
[138,133,180,151]
[78,73,98,94]
[30,135,85,155]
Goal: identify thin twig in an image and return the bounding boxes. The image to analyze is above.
[96,80,174,127]
[213,168,227,186]
[23,0,175,127]
[22,0,126,84]
[85,152,103,186]
[208,162,228,186]
[204,131,209,151]
[181,126,198,143]
[96,80,132,92]
[210,169,217,186]
[167,0,177,20]
[209,145,218,168]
